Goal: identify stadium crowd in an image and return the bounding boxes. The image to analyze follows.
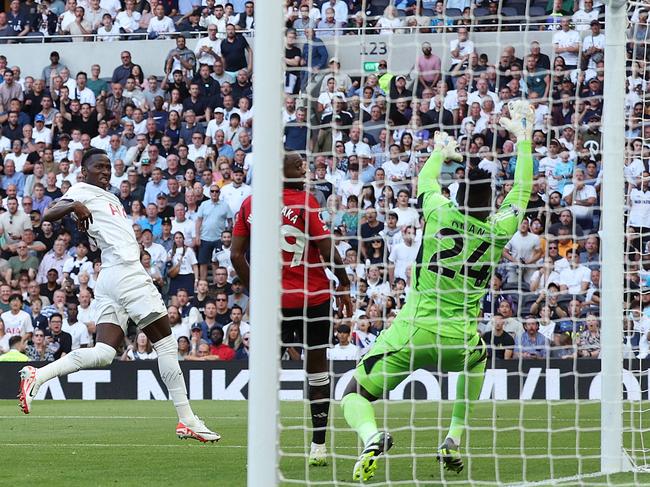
[0,0,648,366]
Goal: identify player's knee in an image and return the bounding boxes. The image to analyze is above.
[92,342,117,367]
[152,334,178,356]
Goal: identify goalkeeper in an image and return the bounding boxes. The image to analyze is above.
[341,100,534,481]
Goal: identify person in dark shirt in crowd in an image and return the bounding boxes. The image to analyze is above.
[483,313,515,363]
[214,291,231,326]
[46,312,72,360]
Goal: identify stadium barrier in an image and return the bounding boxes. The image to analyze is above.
[1,360,648,401]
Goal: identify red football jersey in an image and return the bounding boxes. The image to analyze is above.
[232,189,331,309]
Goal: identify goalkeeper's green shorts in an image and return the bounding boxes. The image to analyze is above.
[355,322,487,399]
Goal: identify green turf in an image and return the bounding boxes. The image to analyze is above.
[1,400,650,486]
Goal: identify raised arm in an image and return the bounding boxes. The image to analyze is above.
[417,131,463,197]
[493,101,534,236]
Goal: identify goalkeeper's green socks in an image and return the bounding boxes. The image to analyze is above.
[447,366,485,444]
[341,393,378,445]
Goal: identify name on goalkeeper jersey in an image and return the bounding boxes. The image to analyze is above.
[452,219,486,236]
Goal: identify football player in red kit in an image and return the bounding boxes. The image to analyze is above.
[231,152,351,466]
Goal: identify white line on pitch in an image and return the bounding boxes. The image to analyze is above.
[504,471,616,487]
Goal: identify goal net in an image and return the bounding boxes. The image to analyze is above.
[254,0,650,485]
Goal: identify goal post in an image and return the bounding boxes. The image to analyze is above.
[600,0,633,475]
[247,1,284,486]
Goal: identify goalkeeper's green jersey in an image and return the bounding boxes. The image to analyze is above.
[398,141,533,339]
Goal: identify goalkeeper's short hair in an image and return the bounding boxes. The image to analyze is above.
[456,167,493,211]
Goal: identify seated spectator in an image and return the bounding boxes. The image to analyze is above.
[483,313,515,361]
[577,313,601,358]
[514,316,549,359]
[559,248,592,295]
[208,326,235,360]
[24,329,56,361]
[121,331,158,360]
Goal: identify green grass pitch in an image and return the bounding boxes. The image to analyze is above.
[1,400,650,486]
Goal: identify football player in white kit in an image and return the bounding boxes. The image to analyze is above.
[18,148,220,443]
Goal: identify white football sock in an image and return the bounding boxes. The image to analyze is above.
[36,343,116,387]
[153,334,194,423]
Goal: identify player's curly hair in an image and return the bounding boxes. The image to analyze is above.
[81,148,108,167]
[455,167,493,212]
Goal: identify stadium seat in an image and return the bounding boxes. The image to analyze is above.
[445,8,462,18]
[368,0,390,16]
[473,7,489,17]
[422,8,435,16]
[529,6,546,17]
[501,7,519,17]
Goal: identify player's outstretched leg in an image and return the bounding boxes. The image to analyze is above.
[341,383,393,481]
[19,341,117,414]
[438,355,486,474]
[145,317,220,443]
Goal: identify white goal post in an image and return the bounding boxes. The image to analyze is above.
[247,1,284,486]
[600,0,634,475]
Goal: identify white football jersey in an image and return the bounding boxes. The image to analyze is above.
[63,182,140,268]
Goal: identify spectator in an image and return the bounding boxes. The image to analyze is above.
[25,329,56,361]
[221,23,252,76]
[514,316,549,359]
[577,313,601,358]
[148,4,176,39]
[121,331,158,360]
[195,184,233,282]
[562,169,598,232]
[46,312,72,359]
[559,248,592,295]
[167,232,198,297]
[553,18,581,70]
[327,324,360,360]
[62,302,90,350]
[207,326,235,360]
[483,313,515,361]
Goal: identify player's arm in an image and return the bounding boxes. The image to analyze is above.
[44,198,93,232]
[417,131,463,197]
[315,238,352,318]
[231,201,251,289]
[493,103,534,236]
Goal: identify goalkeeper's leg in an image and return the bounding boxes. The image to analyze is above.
[438,335,487,473]
[341,323,419,481]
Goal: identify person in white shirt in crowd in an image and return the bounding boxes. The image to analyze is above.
[200,4,228,34]
[562,169,598,232]
[148,4,176,39]
[572,0,599,32]
[168,305,190,341]
[222,305,250,338]
[97,13,121,42]
[338,162,364,206]
[171,203,195,243]
[194,24,221,67]
[382,144,411,193]
[503,218,543,286]
[33,116,53,146]
[559,248,592,295]
[553,17,581,69]
[115,0,141,35]
[77,289,97,334]
[1,294,33,340]
[365,265,391,307]
[90,120,111,151]
[219,167,251,215]
[344,125,371,157]
[72,71,96,107]
[62,302,90,350]
[188,133,208,163]
[467,78,498,107]
[581,20,605,71]
[141,228,168,274]
[449,26,475,72]
[391,189,419,228]
[388,225,419,283]
[327,324,360,360]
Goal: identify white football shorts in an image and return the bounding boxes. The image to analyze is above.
[94,262,167,333]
